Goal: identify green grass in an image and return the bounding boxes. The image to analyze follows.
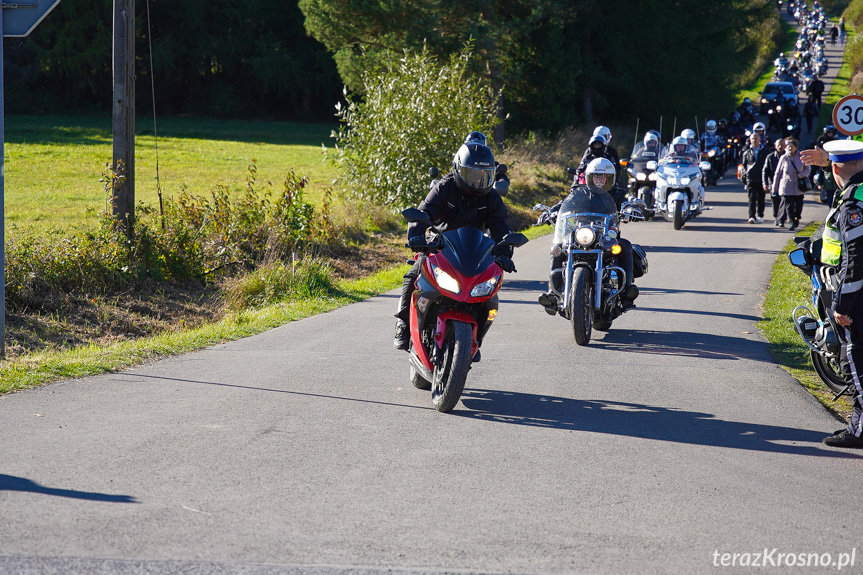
[5,115,339,232]
[0,264,409,394]
[759,225,853,417]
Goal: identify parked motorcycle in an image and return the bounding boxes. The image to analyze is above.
[401,208,528,412]
[654,155,712,229]
[788,233,850,398]
[532,195,647,346]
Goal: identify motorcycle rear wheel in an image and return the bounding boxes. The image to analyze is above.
[672,200,685,230]
[570,267,593,346]
[431,321,473,413]
[810,350,848,395]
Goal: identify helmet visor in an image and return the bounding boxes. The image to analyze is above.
[457,165,495,192]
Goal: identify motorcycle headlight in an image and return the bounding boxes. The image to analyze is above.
[431,264,460,294]
[681,176,692,185]
[636,172,647,181]
[648,172,658,181]
[470,275,500,298]
[761,98,768,104]
[575,227,596,247]
[708,149,716,157]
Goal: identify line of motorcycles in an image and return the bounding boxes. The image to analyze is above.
[400,166,649,411]
[623,142,718,230]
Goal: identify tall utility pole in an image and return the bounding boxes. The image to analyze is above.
[112,0,135,231]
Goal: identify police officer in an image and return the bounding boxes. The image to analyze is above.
[801,139,863,447]
[393,142,514,355]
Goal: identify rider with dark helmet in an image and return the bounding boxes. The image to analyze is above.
[393,142,514,353]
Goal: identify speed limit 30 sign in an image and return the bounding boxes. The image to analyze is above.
[833,95,863,137]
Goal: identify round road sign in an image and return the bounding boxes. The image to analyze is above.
[832,95,863,137]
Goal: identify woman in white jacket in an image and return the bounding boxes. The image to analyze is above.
[772,137,810,232]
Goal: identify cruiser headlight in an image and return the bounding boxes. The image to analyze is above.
[636,172,647,181]
[575,227,596,246]
[470,275,500,298]
[681,176,691,185]
[432,264,460,294]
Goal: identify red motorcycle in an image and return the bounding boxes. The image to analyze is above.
[402,208,528,412]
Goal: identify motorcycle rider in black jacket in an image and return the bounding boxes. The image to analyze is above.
[537,157,638,314]
[393,142,514,354]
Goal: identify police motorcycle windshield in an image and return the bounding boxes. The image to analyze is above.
[438,226,496,278]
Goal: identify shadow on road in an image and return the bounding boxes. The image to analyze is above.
[457,390,857,458]
[638,244,777,255]
[630,306,762,323]
[590,328,769,361]
[0,474,138,503]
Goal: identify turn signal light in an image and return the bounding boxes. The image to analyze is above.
[611,244,622,255]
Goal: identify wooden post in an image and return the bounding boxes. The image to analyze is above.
[112,0,135,232]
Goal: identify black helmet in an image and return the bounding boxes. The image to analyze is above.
[452,143,496,195]
[824,124,836,134]
[464,131,487,146]
[589,134,607,155]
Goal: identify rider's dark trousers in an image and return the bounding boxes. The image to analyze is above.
[396,255,425,323]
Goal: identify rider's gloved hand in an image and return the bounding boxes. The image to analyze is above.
[495,256,517,273]
[536,212,555,226]
[408,235,426,250]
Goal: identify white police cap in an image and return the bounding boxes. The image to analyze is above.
[823,139,863,162]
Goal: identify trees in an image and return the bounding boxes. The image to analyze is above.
[328,46,497,208]
[301,0,777,133]
[5,0,342,119]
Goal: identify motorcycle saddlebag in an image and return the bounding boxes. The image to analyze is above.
[632,244,648,278]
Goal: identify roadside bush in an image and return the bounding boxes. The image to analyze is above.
[222,258,335,311]
[5,163,331,312]
[329,44,498,208]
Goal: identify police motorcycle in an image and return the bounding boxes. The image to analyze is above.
[623,132,663,220]
[533,159,647,346]
[654,137,712,230]
[787,231,850,398]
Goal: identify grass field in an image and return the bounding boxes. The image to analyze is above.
[5,115,339,233]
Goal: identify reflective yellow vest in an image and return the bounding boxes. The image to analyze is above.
[822,184,863,266]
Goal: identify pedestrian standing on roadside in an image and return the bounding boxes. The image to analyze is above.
[772,137,809,231]
[740,133,769,223]
[831,25,839,45]
[800,140,863,448]
[840,17,847,44]
[763,138,786,226]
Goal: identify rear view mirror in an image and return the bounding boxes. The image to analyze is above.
[402,208,430,223]
[646,161,657,170]
[503,232,529,248]
[699,161,712,172]
[788,248,809,269]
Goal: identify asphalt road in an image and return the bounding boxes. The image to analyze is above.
[2,14,859,575]
[2,163,861,575]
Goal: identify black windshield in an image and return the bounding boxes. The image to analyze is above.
[559,185,618,216]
